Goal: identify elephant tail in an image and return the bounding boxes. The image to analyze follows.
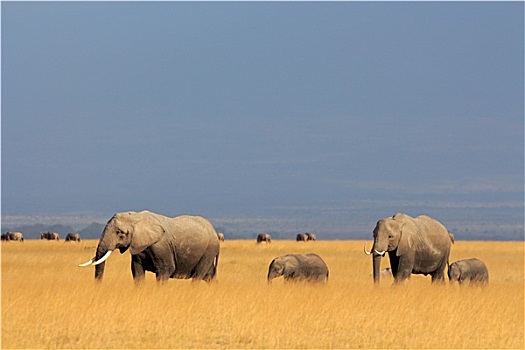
[213,251,219,279]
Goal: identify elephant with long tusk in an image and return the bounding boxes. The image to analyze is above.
[364,213,453,284]
[79,210,220,284]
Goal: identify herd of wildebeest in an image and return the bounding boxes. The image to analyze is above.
[3,211,489,286]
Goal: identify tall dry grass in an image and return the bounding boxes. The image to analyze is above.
[1,239,523,349]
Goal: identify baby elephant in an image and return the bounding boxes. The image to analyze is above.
[267,253,329,283]
[448,258,489,285]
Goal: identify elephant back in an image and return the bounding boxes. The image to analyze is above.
[293,254,329,280]
[414,215,452,248]
[161,215,220,277]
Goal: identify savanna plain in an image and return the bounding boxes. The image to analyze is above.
[2,239,524,349]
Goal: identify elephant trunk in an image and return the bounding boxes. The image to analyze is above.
[373,253,382,284]
[93,234,114,281]
[95,261,106,281]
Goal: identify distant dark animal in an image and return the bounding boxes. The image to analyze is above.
[257,233,271,243]
[1,233,10,241]
[217,232,225,242]
[65,233,81,242]
[7,232,24,242]
[448,258,489,285]
[306,233,316,241]
[41,232,60,240]
[296,233,308,242]
[267,253,329,283]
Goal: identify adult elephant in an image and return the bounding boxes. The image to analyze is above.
[79,211,220,284]
[65,233,81,242]
[364,213,453,284]
[267,253,329,282]
[257,233,271,243]
[448,258,489,285]
[8,232,24,242]
[41,232,59,240]
[306,233,316,241]
[296,233,308,242]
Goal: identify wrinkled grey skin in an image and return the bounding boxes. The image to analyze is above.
[7,232,24,242]
[257,233,272,243]
[267,254,329,283]
[65,233,81,242]
[369,213,453,284]
[84,211,220,284]
[41,232,59,240]
[306,233,316,241]
[217,233,225,242]
[448,258,488,285]
[296,233,308,242]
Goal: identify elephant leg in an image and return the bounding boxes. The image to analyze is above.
[388,252,399,278]
[283,269,297,281]
[202,260,218,282]
[394,255,413,283]
[147,246,175,283]
[131,255,146,283]
[191,254,217,282]
[431,270,446,283]
[154,260,175,283]
[431,257,448,284]
[156,273,170,284]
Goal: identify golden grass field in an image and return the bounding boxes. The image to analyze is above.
[2,239,523,349]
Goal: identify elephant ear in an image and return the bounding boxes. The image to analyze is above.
[394,214,417,257]
[271,258,285,274]
[284,255,300,273]
[130,213,165,254]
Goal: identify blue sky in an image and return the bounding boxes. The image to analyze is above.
[2,2,523,239]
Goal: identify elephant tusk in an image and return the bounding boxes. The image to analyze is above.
[93,250,113,266]
[363,243,372,255]
[79,258,94,267]
[374,250,386,256]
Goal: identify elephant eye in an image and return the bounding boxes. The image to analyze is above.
[116,229,128,237]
